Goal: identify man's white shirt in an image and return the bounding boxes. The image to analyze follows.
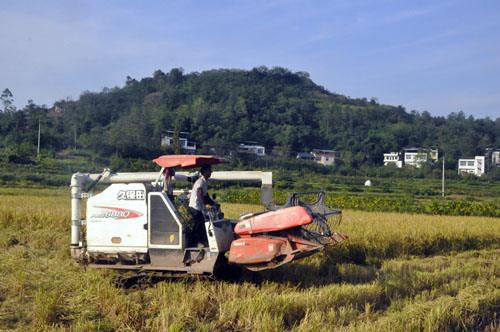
[189,177,208,211]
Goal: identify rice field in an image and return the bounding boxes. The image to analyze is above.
[0,189,499,331]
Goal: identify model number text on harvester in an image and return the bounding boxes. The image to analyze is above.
[91,206,144,220]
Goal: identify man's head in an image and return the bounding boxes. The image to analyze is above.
[201,165,212,179]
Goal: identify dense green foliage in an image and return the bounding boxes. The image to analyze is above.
[1,67,500,170]
[1,151,499,218]
[222,190,500,217]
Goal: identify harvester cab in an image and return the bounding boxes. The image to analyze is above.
[70,155,347,275]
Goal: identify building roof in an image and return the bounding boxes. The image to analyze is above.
[404,147,437,152]
[311,149,335,153]
[164,130,191,135]
[239,141,264,146]
[297,152,314,158]
[458,156,481,160]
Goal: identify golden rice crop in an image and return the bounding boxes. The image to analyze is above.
[0,189,498,331]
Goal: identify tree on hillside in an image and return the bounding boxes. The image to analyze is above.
[1,88,16,113]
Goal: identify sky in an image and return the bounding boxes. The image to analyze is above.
[1,0,499,119]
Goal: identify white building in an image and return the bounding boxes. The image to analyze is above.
[311,149,336,166]
[161,131,197,152]
[238,142,265,156]
[458,156,485,176]
[404,148,438,168]
[489,149,500,167]
[383,152,403,168]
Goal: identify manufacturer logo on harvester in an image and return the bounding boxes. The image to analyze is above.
[91,206,144,220]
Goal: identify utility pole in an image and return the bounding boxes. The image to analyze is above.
[442,156,445,197]
[37,119,41,155]
[74,126,77,150]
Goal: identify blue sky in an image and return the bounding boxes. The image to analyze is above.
[1,0,499,119]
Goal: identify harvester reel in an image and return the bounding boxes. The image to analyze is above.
[267,191,342,244]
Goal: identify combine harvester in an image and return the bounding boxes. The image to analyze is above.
[70,155,347,275]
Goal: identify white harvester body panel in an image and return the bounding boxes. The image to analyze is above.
[69,161,277,273]
[206,219,236,253]
[147,192,185,249]
[86,183,148,253]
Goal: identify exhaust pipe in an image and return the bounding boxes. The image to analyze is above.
[70,173,84,259]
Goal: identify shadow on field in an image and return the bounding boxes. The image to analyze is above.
[111,255,377,291]
[112,265,378,291]
[112,273,217,290]
[242,261,378,288]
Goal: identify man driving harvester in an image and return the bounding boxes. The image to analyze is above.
[188,164,216,246]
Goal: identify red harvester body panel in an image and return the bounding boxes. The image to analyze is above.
[228,236,289,264]
[234,206,312,236]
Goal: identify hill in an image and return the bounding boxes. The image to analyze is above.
[1,66,500,168]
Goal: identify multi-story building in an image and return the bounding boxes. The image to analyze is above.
[458,156,486,176]
[485,148,500,167]
[238,142,266,156]
[403,148,438,168]
[383,152,403,168]
[311,149,336,166]
[161,131,197,153]
[493,150,500,167]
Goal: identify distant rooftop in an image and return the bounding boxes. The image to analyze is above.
[164,130,191,135]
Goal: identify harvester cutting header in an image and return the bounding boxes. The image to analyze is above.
[70,155,347,275]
